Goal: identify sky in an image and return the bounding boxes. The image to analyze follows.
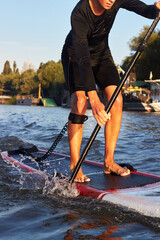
[0,0,159,73]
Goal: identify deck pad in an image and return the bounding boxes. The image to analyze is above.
[7,150,160,191]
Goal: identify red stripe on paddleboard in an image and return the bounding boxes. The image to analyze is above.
[76,183,106,199]
[1,152,46,176]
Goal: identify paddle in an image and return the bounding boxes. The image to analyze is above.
[69,12,160,184]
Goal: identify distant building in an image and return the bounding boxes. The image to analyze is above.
[0,95,12,104]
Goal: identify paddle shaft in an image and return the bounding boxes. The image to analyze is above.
[69,12,160,184]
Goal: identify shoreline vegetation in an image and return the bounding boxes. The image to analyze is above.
[0,26,160,106]
[0,60,65,106]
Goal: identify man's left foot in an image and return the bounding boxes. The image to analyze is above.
[103,165,111,174]
[103,162,130,176]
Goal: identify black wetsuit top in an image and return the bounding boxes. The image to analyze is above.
[62,0,157,92]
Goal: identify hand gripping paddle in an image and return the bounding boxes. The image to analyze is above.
[69,12,160,184]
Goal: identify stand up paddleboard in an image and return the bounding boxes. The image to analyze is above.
[1,148,160,218]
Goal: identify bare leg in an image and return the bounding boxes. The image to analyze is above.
[68,91,90,182]
[103,86,130,176]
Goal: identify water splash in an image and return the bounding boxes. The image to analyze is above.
[43,171,78,197]
[13,155,79,198]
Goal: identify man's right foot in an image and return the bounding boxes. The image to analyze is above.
[70,168,91,183]
[74,174,91,183]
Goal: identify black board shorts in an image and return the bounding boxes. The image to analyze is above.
[62,52,120,95]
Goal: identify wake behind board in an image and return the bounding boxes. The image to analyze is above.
[1,149,160,218]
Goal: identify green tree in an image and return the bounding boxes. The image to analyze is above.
[11,72,21,94]
[0,71,21,96]
[37,60,65,104]
[121,27,160,80]
[128,26,158,51]
[13,61,17,73]
[0,74,6,94]
[121,55,133,72]
[3,60,12,75]
[20,69,38,95]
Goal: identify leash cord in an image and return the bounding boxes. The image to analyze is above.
[21,122,68,162]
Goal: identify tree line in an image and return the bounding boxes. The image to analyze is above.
[0,25,159,105]
[0,60,65,106]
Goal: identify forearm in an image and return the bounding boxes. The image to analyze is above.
[87,90,100,106]
[121,0,157,19]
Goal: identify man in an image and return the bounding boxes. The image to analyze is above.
[62,0,160,182]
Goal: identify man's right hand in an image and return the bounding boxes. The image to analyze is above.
[88,90,111,126]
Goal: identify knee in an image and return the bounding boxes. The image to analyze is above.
[72,93,88,114]
[111,93,123,113]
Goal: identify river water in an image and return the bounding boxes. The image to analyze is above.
[0,105,160,239]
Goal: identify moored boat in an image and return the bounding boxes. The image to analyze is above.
[145,79,160,112]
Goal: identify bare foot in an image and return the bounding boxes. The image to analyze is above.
[75,173,91,183]
[70,167,91,183]
[104,162,130,176]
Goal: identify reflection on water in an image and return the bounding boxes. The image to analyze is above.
[63,211,124,240]
[0,105,160,239]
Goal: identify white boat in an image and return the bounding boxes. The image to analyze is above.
[150,102,160,112]
[145,79,160,112]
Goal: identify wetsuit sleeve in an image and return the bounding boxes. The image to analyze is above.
[121,0,158,19]
[71,10,96,92]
